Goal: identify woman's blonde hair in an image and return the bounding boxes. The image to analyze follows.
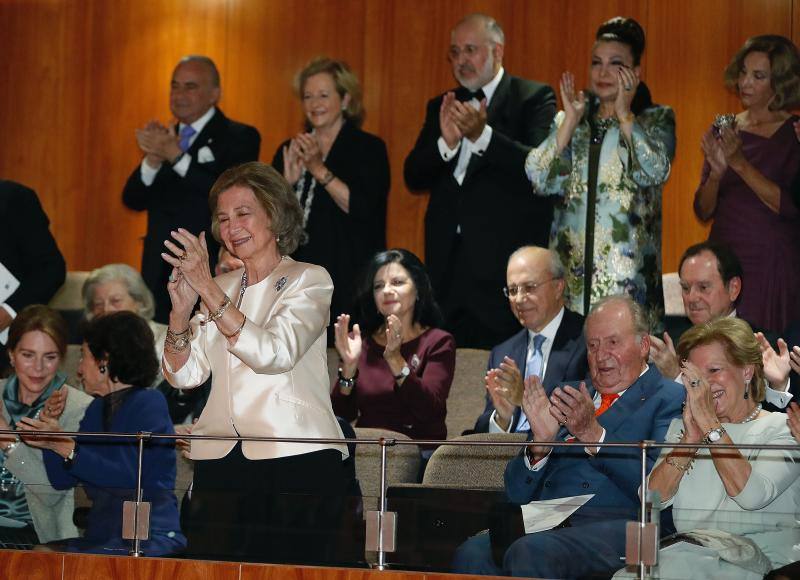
[676,317,765,402]
[296,57,364,127]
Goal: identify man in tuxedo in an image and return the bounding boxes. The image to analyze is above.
[453,296,684,578]
[404,13,556,349]
[0,180,66,373]
[651,241,793,410]
[472,246,587,434]
[122,55,260,322]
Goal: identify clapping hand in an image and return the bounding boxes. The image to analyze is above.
[757,333,791,391]
[449,98,487,142]
[439,92,463,149]
[521,375,560,461]
[282,139,305,185]
[334,314,362,377]
[701,128,728,178]
[717,125,745,170]
[549,383,602,443]
[614,65,639,122]
[649,332,680,379]
[294,133,324,175]
[485,367,516,430]
[136,121,180,167]
[383,314,403,357]
[559,72,586,124]
[790,344,800,375]
[680,359,718,437]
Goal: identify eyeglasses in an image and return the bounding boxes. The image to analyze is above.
[447,44,489,61]
[503,278,559,299]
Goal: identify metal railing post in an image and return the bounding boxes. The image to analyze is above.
[376,438,388,567]
[639,443,648,580]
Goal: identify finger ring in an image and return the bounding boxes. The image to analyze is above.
[690,379,699,387]
[624,85,633,91]
[168,273,176,283]
[394,333,401,339]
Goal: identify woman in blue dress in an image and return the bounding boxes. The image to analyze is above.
[20,311,185,556]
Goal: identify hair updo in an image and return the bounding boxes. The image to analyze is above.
[596,16,646,66]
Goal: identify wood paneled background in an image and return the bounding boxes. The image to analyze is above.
[0,0,797,274]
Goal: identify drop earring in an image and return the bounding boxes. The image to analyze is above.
[99,365,107,374]
[744,378,750,399]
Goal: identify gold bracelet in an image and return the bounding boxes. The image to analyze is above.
[665,454,694,472]
[205,296,232,324]
[220,315,247,338]
[165,327,192,352]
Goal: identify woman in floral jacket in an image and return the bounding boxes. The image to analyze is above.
[526,16,675,331]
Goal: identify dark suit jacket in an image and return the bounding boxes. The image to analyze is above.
[122,108,260,322]
[404,72,556,336]
[472,308,587,433]
[0,180,65,312]
[505,366,684,519]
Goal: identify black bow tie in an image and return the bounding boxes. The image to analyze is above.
[455,87,486,103]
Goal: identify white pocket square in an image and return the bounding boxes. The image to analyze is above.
[197,146,215,164]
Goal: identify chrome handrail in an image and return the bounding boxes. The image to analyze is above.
[4,427,798,579]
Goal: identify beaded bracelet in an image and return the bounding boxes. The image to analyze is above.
[337,366,358,395]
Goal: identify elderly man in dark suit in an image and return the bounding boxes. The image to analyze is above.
[472,246,587,434]
[651,241,793,411]
[404,14,556,349]
[0,180,66,373]
[122,55,260,322]
[453,295,684,578]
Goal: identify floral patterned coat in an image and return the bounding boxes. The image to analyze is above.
[525,106,675,331]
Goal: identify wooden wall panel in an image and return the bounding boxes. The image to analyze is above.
[646,0,794,270]
[0,0,796,275]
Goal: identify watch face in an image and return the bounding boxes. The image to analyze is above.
[401,365,410,377]
[708,429,722,442]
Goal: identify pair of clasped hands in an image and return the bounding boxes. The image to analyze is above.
[486,358,602,459]
[135,121,183,169]
[0,388,70,451]
[281,133,325,186]
[438,91,488,150]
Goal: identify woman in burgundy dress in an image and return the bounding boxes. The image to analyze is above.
[694,35,800,333]
[331,249,455,460]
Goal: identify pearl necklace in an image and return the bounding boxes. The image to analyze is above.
[738,403,762,424]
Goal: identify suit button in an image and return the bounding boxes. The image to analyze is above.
[544,481,551,488]
[582,482,589,489]
[525,477,532,484]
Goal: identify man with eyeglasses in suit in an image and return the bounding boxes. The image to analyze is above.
[472,246,588,434]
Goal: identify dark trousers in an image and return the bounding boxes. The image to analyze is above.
[183,444,346,565]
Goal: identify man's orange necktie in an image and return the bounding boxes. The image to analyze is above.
[595,393,620,416]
